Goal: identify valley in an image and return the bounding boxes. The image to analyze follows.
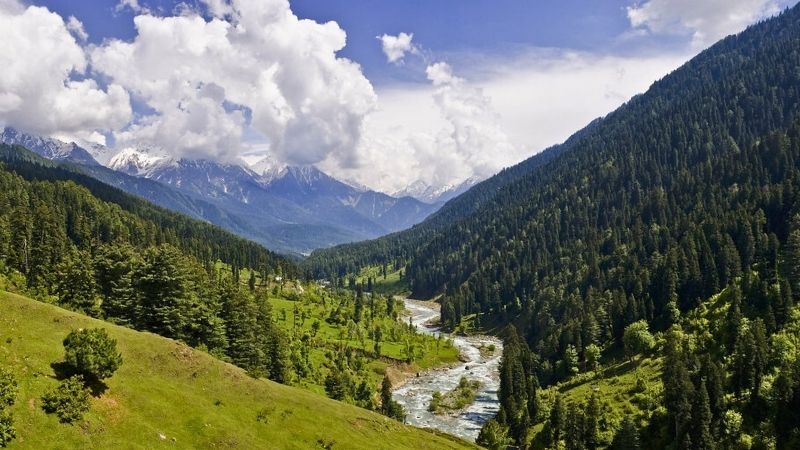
[2,0,800,448]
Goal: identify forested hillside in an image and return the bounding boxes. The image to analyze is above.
[0,142,463,447]
[0,144,294,277]
[306,5,800,448]
[0,144,306,378]
[0,291,473,449]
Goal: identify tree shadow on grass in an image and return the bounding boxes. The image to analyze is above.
[50,361,108,396]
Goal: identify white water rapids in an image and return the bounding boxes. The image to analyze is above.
[393,299,503,442]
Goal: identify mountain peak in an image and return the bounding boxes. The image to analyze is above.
[393,176,481,203]
[1,127,100,166]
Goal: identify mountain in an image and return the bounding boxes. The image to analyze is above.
[1,127,100,166]
[305,6,800,447]
[393,177,481,204]
[0,142,293,277]
[0,145,471,448]
[107,147,440,254]
[1,130,440,255]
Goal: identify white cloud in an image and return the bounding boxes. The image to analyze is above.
[92,0,376,164]
[321,61,523,192]
[425,62,459,85]
[324,50,687,193]
[201,0,234,18]
[115,0,152,15]
[377,32,417,64]
[0,3,131,146]
[66,15,88,41]
[627,0,792,47]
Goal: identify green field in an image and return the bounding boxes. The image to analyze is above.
[527,356,664,448]
[0,291,475,449]
[265,287,459,394]
[355,265,409,297]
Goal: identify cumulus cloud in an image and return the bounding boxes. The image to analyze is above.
[627,0,791,47]
[66,16,88,41]
[321,61,523,191]
[323,50,687,193]
[93,0,376,163]
[425,62,518,181]
[115,0,152,15]
[377,32,417,64]
[0,2,131,146]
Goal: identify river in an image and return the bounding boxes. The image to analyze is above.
[393,299,503,442]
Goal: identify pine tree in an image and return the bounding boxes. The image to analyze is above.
[585,390,601,450]
[94,243,138,324]
[379,375,405,421]
[547,394,566,447]
[219,280,260,371]
[248,270,256,292]
[691,379,714,450]
[132,246,192,340]
[663,327,693,443]
[611,415,640,450]
[354,285,364,323]
[56,250,98,315]
[267,328,290,383]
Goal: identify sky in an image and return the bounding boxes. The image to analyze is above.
[0,0,796,193]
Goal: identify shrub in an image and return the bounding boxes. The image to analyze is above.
[477,419,511,450]
[63,328,123,381]
[0,369,17,407]
[0,410,15,447]
[42,376,91,423]
[623,320,655,360]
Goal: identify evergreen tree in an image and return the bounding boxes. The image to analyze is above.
[354,285,364,323]
[379,375,405,422]
[476,419,511,450]
[611,415,640,450]
[663,327,693,443]
[94,243,138,325]
[131,246,192,340]
[56,250,98,315]
[547,394,566,447]
[584,390,601,450]
[691,379,714,450]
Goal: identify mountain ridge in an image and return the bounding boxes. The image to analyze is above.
[0,128,441,255]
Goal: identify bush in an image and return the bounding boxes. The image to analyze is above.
[623,320,655,360]
[42,376,91,423]
[477,419,511,450]
[0,410,15,448]
[0,369,17,408]
[63,328,122,381]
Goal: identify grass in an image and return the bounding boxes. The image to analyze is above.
[266,292,459,393]
[529,356,663,448]
[355,265,409,297]
[0,290,476,449]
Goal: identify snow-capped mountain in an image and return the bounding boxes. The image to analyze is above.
[1,127,99,166]
[108,148,170,177]
[2,127,445,254]
[103,144,440,251]
[394,176,481,204]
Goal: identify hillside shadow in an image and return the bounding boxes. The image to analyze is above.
[50,361,109,396]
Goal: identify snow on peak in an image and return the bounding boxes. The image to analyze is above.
[108,148,170,176]
[394,176,482,203]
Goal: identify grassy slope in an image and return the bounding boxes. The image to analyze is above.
[0,291,475,450]
[355,266,409,297]
[529,356,663,448]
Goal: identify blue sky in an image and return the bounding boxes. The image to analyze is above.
[34,0,680,84]
[2,0,797,192]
